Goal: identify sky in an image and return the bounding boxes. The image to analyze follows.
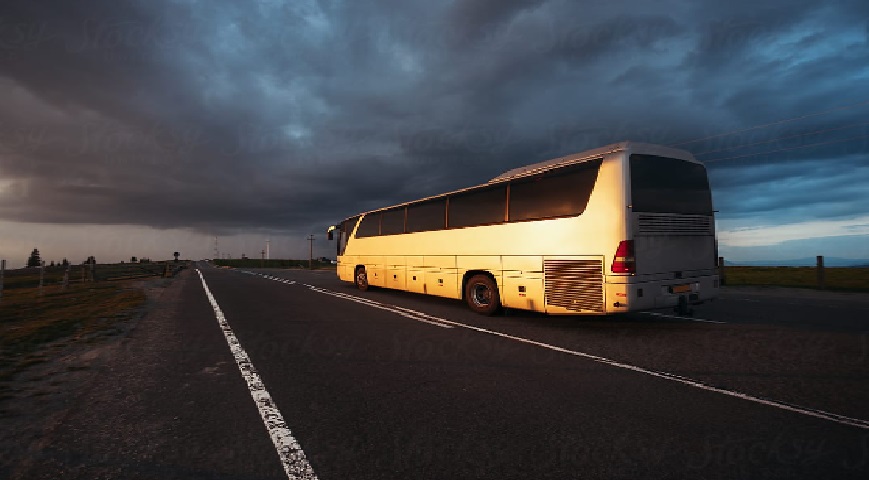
[1,0,868,266]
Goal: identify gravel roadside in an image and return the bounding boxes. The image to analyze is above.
[0,274,180,479]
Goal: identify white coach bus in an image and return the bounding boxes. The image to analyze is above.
[327,142,719,315]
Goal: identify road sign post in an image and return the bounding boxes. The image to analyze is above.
[817,255,825,289]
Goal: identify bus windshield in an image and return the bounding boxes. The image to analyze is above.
[630,154,713,215]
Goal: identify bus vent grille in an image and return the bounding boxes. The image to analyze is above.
[544,260,604,313]
[637,214,712,236]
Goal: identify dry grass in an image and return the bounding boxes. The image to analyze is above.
[0,282,146,384]
[723,266,869,292]
[1,269,66,290]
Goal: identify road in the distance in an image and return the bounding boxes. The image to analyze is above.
[199,264,869,479]
[8,264,868,479]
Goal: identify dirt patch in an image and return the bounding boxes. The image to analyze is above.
[0,274,177,478]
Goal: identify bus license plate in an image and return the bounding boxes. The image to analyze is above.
[671,284,692,294]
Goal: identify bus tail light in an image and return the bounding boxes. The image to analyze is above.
[611,240,635,274]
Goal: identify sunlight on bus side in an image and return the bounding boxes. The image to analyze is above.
[326,142,719,316]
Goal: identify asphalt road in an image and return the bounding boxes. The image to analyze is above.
[8,263,869,479]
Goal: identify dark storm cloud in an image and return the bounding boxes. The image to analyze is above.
[0,0,867,237]
[447,0,545,42]
[707,151,869,228]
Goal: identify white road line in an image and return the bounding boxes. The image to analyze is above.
[645,312,726,323]
[238,271,295,285]
[196,270,318,480]
[686,318,726,324]
[299,283,454,329]
[301,283,869,431]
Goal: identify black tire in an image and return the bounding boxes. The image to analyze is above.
[354,267,369,291]
[465,274,501,315]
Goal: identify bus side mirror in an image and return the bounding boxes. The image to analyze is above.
[326,225,337,241]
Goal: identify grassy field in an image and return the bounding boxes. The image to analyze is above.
[0,279,150,390]
[723,266,869,292]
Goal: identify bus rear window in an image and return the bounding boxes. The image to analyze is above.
[630,155,713,214]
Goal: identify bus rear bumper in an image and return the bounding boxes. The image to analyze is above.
[605,274,720,313]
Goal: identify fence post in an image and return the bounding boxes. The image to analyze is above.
[817,255,825,289]
[0,259,5,304]
[718,256,726,286]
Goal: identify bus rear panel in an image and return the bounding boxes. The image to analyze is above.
[605,151,719,314]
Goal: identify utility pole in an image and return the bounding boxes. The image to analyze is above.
[307,235,314,269]
[266,238,270,260]
[0,259,5,304]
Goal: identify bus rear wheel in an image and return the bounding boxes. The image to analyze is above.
[465,274,500,315]
[354,267,369,291]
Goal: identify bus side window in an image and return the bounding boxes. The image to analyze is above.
[380,207,406,235]
[406,199,446,233]
[448,185,506,228]
[509,159,601,221]
[356,213,380,238]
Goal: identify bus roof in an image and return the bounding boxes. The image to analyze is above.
[342,141,697,220]
[488,141,696,182]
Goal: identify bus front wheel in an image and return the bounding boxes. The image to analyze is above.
[355,267,369,291]
[465,274,500,315]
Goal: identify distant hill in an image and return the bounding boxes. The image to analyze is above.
[726,257,869,267]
